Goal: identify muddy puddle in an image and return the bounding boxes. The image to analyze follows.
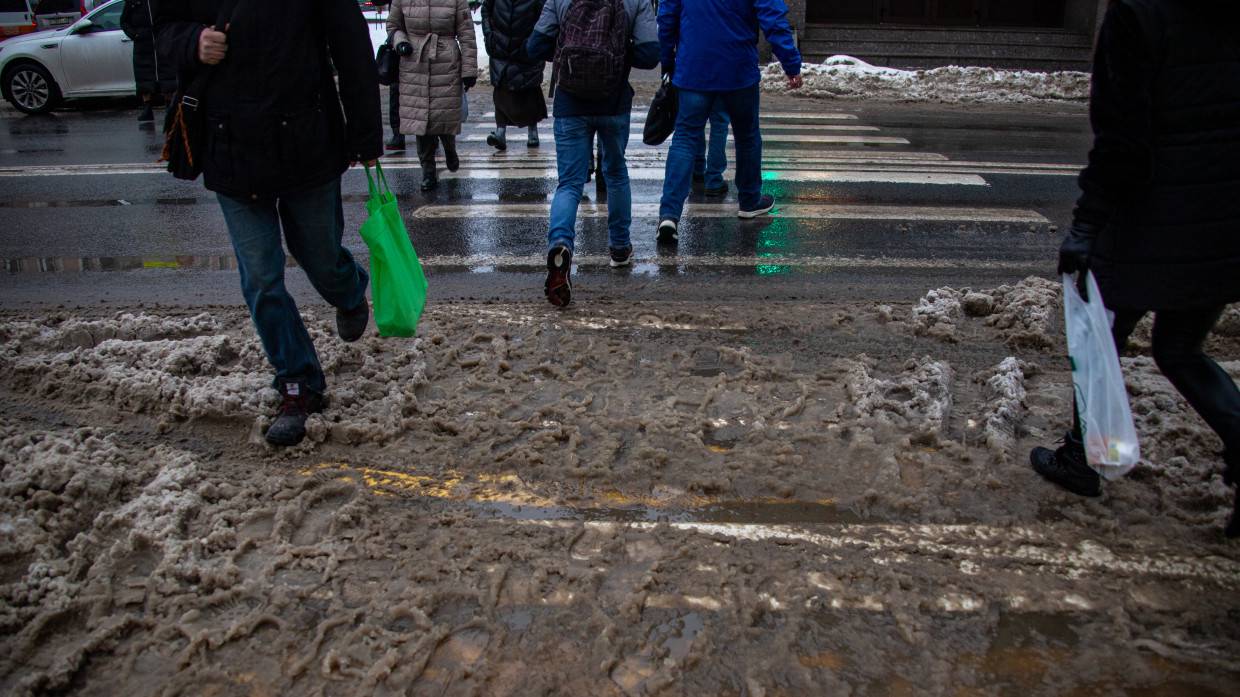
[2,284,1239,695]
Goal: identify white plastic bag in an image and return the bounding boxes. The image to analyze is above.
[1063,271,1141,479]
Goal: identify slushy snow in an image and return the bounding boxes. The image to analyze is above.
[763,55,1090,104]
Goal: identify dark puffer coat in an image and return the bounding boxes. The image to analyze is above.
[120,0,176,95]
[481,0,546,92]
[154,0,382,199]
[1075,0,1240,310]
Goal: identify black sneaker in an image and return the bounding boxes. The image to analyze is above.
[703,181,729,198]
[385,134,406,151]
[336,300,369,343]
[544,246,572,307]
[609,245,633,268]
[265,379,326,447]
[486,132,507,151]
[1030,432,1101,497]
[738,194,775,219]
[657,219,678,245]
[138,104,154,122]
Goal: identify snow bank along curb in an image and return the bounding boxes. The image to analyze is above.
[763,55,1091,104]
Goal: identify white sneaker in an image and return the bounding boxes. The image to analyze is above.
[657,219,678,245]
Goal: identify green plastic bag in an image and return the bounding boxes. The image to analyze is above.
[359,163,427,337]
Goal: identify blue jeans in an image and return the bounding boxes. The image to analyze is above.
[694,104,730,190]
[218,177,368,394]
[659,84,762,222]
[548,113,632,252]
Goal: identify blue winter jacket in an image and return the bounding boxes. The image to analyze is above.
[659,0,801,92]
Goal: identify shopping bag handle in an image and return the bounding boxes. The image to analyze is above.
[364,161,393,200]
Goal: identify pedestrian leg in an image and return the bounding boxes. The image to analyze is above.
[547,116,593,253]
[217,193,326,394]
[722,84,763,212]
[416,135,439,190]
[441,134,460,172]
[658,89,714,228]
[704,107,731,192]
[386,84,405,150]
[278,177,369,323]
[1149,307,1240,455]
[596,112,632,253]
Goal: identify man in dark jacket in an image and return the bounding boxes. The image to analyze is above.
[655,0,801,246]
[155,0,383,446]
[1032,0,1240,537]
[120,0,176,122]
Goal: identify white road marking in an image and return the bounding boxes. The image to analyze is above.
[413,202,1045,223]
[471,123,883,132]
[465,133,912,146]
[399,166,985,185]
[482,111,861,121]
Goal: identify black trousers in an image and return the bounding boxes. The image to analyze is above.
[1072,305,1240,463]
[415,134,456,174]
[388,83,400,134]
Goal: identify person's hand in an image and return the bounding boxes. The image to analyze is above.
[1058,222,1099,276]
[198,27,228,65]
[787,73,803,90]
[462,76,477,90]
[397,41,413,57]
[661,60,674,80]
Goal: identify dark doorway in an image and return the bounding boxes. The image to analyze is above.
[807,0,1067,27]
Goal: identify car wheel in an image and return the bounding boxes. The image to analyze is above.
[4,62,62,115]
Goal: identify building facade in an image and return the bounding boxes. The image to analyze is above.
[781,0,1109,71]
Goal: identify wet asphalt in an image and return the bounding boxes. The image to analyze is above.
[0,90,1092,309]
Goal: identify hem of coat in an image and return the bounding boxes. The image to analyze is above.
[203,165,347,202]
[1091,257,1240,312]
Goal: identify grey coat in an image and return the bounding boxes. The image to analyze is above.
[388,0,479,136]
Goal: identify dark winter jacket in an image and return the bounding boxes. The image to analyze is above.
[120,0,175,94]
[154,0,383,199]
[481,0,545,92]
[1075,0,1240,310]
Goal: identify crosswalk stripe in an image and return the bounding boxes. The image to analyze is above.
[470,123,883,133]
[465,134,911,146]
[481,111,861,121]
[413,203,1047,223]
[381,165,985,185]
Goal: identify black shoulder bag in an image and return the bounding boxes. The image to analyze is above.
[160,0,242,181]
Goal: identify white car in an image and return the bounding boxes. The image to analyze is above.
[0,0,133,114]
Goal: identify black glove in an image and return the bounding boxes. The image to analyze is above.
[1057,222,1099,276]
[397,42,413,57]
[462,76,477,90]
[661,59,674,80]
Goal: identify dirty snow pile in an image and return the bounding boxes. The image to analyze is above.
[909,276,1062,349]
[763,55,1090,104]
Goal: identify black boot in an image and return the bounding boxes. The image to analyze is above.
[336,300,369,343]
[265,379,326,447]
[385,133,406,151]
[416,136,438,191]
[138,103,154,122]
[420,171,438,191]
[1030,431,1101,497]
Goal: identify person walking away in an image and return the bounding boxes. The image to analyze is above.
[1029,0,1240,537]
[694,103,729,197]
[525,0,659,306]
[655,0,801,246]
[121,0,175,122]
[155,0,383,447]
[481,0,547,151]
[389,0,479,191]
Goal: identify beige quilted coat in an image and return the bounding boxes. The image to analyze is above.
[388,0,478,136]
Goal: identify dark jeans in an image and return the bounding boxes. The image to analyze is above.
[694,103,730,189]
[660,83,762,221]
[1071,305,1240,459]
[217,177,368,394]
[416,134,456,174]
